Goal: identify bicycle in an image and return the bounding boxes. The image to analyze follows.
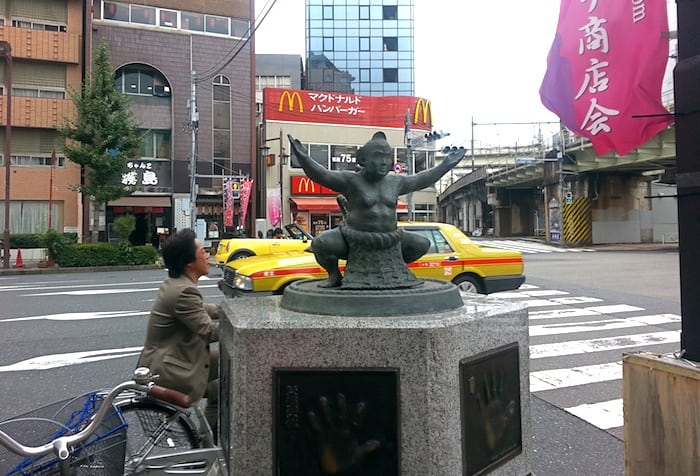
[0,367,225,475]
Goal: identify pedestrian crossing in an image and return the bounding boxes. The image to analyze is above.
[493,283,681,434]
[474,238,595,253]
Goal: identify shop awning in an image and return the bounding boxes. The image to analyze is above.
[291,197,408,211]
[291,197,340,211]
[108,196,171,207]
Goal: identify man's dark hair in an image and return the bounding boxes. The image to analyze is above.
[162,228,197,278]
[273,227,284,237]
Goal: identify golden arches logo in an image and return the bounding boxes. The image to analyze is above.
[297,177,316,193]
[279,91,304,112]
[413,98,432,126]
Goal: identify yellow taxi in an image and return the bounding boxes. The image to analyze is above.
[213,223,312,266]
[217,222,525,296]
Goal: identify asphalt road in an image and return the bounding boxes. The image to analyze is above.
[0,247,682,475]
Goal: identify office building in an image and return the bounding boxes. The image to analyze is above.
[305,0,414,96]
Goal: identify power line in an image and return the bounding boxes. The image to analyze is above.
[196,0,279,83]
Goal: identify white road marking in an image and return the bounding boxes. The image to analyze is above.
[1,311,149,322]
[529,314,680,336]
[529,331,680,359]
[530,362,622,392]
[21,283,219,296]
[0,347,143,372]
[566,399,623,430]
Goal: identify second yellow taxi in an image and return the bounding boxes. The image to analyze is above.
[218,222,525,297]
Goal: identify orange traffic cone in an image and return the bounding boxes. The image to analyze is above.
[14,248,24,268]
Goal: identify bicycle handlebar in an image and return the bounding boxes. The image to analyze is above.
[0,368,193,463]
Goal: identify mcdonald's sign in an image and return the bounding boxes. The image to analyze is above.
[414,98,432,127]
[291,175,336,195]
[263,88,432,131]
[279,91,304,112]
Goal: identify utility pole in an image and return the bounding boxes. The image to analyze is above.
[404,109,414,221]
[1,41,11,269]
[676,0,700,360]
[188,70,199,231]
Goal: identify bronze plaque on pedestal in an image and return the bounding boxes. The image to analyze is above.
[274,369,400,476]
[460,343,522,476]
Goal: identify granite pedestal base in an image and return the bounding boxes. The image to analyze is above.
[220,294,531,475]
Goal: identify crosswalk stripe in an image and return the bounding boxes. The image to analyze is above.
[530,362,622,392]
[565,399,624,430]
[529,330,680,359]
[530,313,681,336]
[475,239,595,254]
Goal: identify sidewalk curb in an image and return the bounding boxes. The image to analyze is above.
[0,263,164,276]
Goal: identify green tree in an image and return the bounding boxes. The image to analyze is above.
[59,41,143,242]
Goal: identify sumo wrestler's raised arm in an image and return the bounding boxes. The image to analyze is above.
[398,146,467,195]
[287,134,349,193]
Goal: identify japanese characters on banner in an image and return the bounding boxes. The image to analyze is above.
[263,88,433,131]
[239,179,253,226]
[539,0,673,156]
[223,177,235,227]
[267,188,281,227]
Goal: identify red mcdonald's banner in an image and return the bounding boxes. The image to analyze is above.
[264,88,433,131]
[291,176,337,196]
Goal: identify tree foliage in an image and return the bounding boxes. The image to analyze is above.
[59,41,143,207]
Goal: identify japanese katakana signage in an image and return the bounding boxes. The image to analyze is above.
[540,0,673,156]
[264,88,433,131]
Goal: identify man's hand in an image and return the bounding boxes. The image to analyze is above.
[287,134,308,161]
[307,393,381,475]
[442,146,467,166]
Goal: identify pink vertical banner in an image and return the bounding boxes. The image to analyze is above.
[223,178,234,227]
[239,179,253,225]
[267,188,281,227]
[540,0,673,156]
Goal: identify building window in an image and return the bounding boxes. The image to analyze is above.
[383,37,398,51]
[359,6,370,20]
[182,12,204,31]
[383,6,397,20]
[104,1,129,22]
[206,15,229,35]
[323,37,334,51]
[359,68,370,82]
[115,65,169,96]
[360,37,370,51]
[159,9,178,28]
[213,75,231,160]
[139,130,171,159]
[323,5,333,20]
[231,18,250,38]
[130,5,155,25]
[383,68,398,83]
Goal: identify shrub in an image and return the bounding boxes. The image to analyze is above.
[113,214,136,243]
[56,243,160,267]
[40,229,77,262]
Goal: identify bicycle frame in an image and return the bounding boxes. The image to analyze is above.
[0,368,226,476]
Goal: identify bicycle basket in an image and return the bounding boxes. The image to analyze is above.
[0,392,127,476]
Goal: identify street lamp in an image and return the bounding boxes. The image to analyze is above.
[260,130,286,227]
[1,41,11,269]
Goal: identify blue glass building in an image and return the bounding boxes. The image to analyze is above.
[305,0,414,96]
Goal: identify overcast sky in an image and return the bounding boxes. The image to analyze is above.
[253,1,677,152]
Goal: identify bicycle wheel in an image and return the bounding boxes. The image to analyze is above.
[117,397,200,469]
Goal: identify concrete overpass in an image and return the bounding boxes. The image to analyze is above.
[437,126,678,245]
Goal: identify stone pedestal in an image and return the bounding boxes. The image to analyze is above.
[220,294,531,475]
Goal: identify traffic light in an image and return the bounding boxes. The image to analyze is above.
[424,130,450,142]
[442,146,466,154]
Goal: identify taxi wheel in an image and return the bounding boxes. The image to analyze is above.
[453,275,482,294]
[229,251,254,261]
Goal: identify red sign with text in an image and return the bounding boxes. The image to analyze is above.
[264,88,433,131]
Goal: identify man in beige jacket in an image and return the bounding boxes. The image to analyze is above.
[138,228,222,436]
